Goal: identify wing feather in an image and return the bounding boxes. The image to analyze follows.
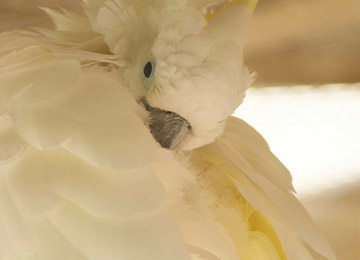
[48,203,190,260]
[195,116,337,260]
[0,115,26,162]
[0,5,191,259]
[180,222,239,260]
[41,8,92,32]
[0,46,81,105]
[0,175,42,255]
[21,219,88,260]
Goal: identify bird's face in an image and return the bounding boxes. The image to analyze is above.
[118,3,253,150]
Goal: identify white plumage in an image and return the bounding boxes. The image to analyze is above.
[0,0,337,259]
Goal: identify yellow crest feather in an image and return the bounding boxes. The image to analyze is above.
[205,0,258,21]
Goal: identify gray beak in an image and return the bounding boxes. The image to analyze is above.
[142,98,191,149]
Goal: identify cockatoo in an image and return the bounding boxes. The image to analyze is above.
[0,0,337,259]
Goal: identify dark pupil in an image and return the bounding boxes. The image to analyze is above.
[143,61,152,78]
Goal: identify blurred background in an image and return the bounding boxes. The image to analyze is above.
[0,0,359,259]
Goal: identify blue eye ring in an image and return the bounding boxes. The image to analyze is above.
[143,57,156,89]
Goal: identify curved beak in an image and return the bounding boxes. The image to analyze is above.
[142,98,191,149]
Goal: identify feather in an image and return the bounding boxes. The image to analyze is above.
[0,223,23,260]
[41,8,92,32]
[86,0,138,53]
[44,150,165,219]
[62,113,158,171]
[241,231,282,260]
[48,203,191,260]
[275,226,315,260]
[21,219,88,260]
[83,0,108,26]
[8,68,158,170]
[0,115,26,162]
[192,0,229,15]
[0,175,42,255]
[194,116,337,260]
[0,46,81,104]
[202,3,251,48]
[179,222,239,260]
[151,150,242,260]
[4,148,61,219]
[4,146,165,219]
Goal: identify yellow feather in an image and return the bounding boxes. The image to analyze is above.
[205,0,258,21]
[194,148,286,259]
[194,117,337,260]
[249,211,287,260]
[242,231,282,260]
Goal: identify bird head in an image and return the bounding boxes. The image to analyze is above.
[87,0,255,150]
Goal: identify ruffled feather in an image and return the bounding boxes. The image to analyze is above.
[193,116,337,260]
[0,6,190,259]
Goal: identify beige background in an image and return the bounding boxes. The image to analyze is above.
[245,0,360,85]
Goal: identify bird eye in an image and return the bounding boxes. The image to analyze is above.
[143,61,153,78]
[143,57,156,89]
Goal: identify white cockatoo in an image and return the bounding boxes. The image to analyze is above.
[0,0,337,259]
